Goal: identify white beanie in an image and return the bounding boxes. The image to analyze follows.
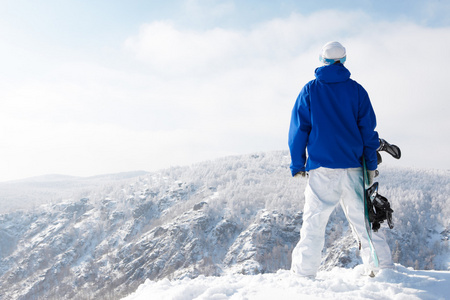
[319,41,346,65]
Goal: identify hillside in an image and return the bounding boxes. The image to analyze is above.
[0,151,448,299]
[0,171,149,213]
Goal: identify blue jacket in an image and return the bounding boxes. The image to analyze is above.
[289,63,379,176]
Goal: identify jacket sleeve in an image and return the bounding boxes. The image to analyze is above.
[288,84,311,176]
[357,85,379,171]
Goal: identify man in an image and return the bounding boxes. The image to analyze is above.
[288,41,393,278]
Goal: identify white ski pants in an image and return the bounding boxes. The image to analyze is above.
[291,167,393,276]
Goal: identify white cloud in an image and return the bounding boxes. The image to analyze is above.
[0,117,225,181]
[343,22,450,169]
[123,10,450,166]
[124,21,243,75]
[1,9,450,181]
[124,11,372,76]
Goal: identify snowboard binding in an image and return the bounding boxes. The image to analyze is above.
[367,137,400,232]
[375,138,401,175]
[378,138,401,160]
[366,182,394,232]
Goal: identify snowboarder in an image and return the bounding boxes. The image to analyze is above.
[288,41,393,278]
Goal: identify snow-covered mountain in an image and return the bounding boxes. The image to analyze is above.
[0,171,149,213]
[0,151,448,299]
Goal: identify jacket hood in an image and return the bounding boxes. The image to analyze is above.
[314,63,351,83]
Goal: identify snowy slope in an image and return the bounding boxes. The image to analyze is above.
[0,151,448,299]
[0,171,149,213]
[123,265,450,300]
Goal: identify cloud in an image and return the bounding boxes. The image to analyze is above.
[0,117,224,181]
[344,22,450,161]
[124,11,372,76]
[2,9,450,181]
[124,10,450,170]
[124,21,243,75]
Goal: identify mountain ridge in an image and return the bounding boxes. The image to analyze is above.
[0,151,448,299]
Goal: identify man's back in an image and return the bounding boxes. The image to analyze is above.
[289,63,379,175]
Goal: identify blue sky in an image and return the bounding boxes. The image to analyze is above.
[1,0,449,181]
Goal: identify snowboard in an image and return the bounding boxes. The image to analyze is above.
[361,138,401,272]
[362,158,380,269]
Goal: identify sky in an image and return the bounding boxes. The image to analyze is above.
[1,0,450,182]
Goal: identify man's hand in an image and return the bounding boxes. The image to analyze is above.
[294,171,307,178]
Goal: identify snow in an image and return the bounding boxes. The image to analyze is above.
[0,151,448,299]
[123,265,450,300]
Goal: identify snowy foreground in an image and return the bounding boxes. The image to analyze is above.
[124,265,450,300]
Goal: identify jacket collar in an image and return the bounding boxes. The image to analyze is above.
[314,63,351,83]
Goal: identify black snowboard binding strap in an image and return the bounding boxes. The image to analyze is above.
[378,138,401,159]
[377,152,383,165]
[366,182,394,232]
